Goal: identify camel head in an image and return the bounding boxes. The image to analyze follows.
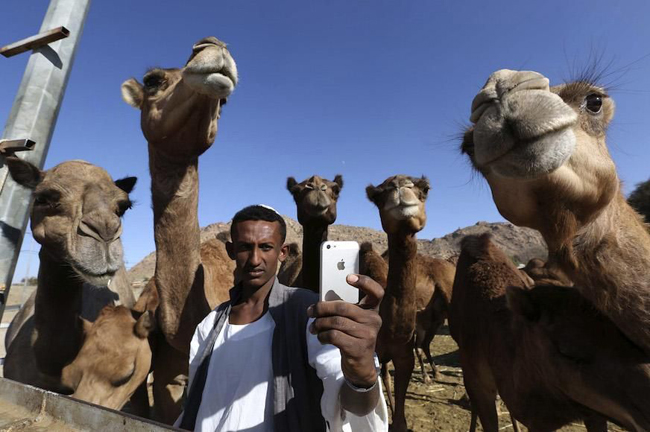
[507,285,650,430]
[366,175,429,235]
[61,306,154,411]
[462,70,618,245]
[286,175,343,226]
[121,37,238,160]
[5,157,136,286]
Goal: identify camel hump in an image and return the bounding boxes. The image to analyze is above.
[286,242,300,256]
[359,242,375,253]
[459,233,499,259]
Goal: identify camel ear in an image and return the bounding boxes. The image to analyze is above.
[334,175,343,189]
[226,241,235,260]
[80,317,93,334]
[115,176,137,194]
[134,310,155,339]
[121,78,144,109]
[366,184,382,204]
[415,176,430,198]
[5,156,43,189]
[286,177,298,194]
[506,286,540,322]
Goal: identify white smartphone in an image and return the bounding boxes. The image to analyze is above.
[320,241,360,303]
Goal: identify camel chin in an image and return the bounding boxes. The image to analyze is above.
[487,128,576,179]
[72,268,114,287]
[182,71,234,99]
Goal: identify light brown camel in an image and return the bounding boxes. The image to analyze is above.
[365,174,431,432]
[462,69,650,356]
[121,37,239,423]
[359,242,455,388]
[3,157,137,396]
[61,305,155,410]
[449,233,650,432]
[279,175,343,292]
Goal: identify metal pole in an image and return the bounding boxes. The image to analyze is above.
[0,0,91,320]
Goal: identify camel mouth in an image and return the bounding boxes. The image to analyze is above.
[474,127,577,179]
[182,70,236,99]
[387,203,421,220]
[304,203,329,216]
[70,262,116,287]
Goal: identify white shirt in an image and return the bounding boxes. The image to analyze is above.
[180,309,388,432]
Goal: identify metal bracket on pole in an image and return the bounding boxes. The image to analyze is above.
[0,26,70,58]
[0,139,35,155]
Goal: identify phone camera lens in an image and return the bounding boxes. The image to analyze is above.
[326,245,331,249]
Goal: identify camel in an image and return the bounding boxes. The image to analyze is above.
[449,233,650,431]
[121,37,239,423]
[462,69,650,356]
[61,305,155,411]
[365,174,437,432]
[359,242,454,388]
[3,156,137,396]
[279,175,343,292]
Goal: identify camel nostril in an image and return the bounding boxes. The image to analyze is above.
[192,37,226,52]
[79,216,122,243]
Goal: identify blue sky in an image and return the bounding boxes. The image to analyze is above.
[2,0,650,277]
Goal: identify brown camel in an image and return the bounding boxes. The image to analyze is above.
[3,157,137,396]
[449,233,650,431]
[365,174,431,432]
[359,242,454,389]
[462,69,650,356]
[61,305,155,411]
[121,37,240,423]
[279,175,343,292]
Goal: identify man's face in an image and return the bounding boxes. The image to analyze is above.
[227,220,288,289]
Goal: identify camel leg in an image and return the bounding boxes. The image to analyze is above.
[469,408,478,432]
[416,346,432,384]
[391,346,415,432]
[510,414,521,432]
[423,335,439,380]
[381,362,395,416]
[425,315,446,380]
[462,367,499,432]
[583,415,608,432]
[151,336,188,425]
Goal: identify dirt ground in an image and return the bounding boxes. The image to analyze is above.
[396,325,623,432]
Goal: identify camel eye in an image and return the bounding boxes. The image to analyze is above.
[143,74,163,90]
[116,200,133,217]
[34,190,61,209]
[111,366,135,387]
[585,94,603,114]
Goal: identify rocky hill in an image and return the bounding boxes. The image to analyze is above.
[128,217,546,283]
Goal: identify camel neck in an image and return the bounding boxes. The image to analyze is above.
[149,146,205,352]
[553,193,650,355]
[301,223,328,292]
[380,232,418,344]
[33,250,84,377]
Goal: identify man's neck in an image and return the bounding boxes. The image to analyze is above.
[231,276,276,324]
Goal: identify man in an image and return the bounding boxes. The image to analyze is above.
[177,205,388,431]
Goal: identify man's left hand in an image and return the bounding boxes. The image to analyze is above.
[308,274,384,388]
